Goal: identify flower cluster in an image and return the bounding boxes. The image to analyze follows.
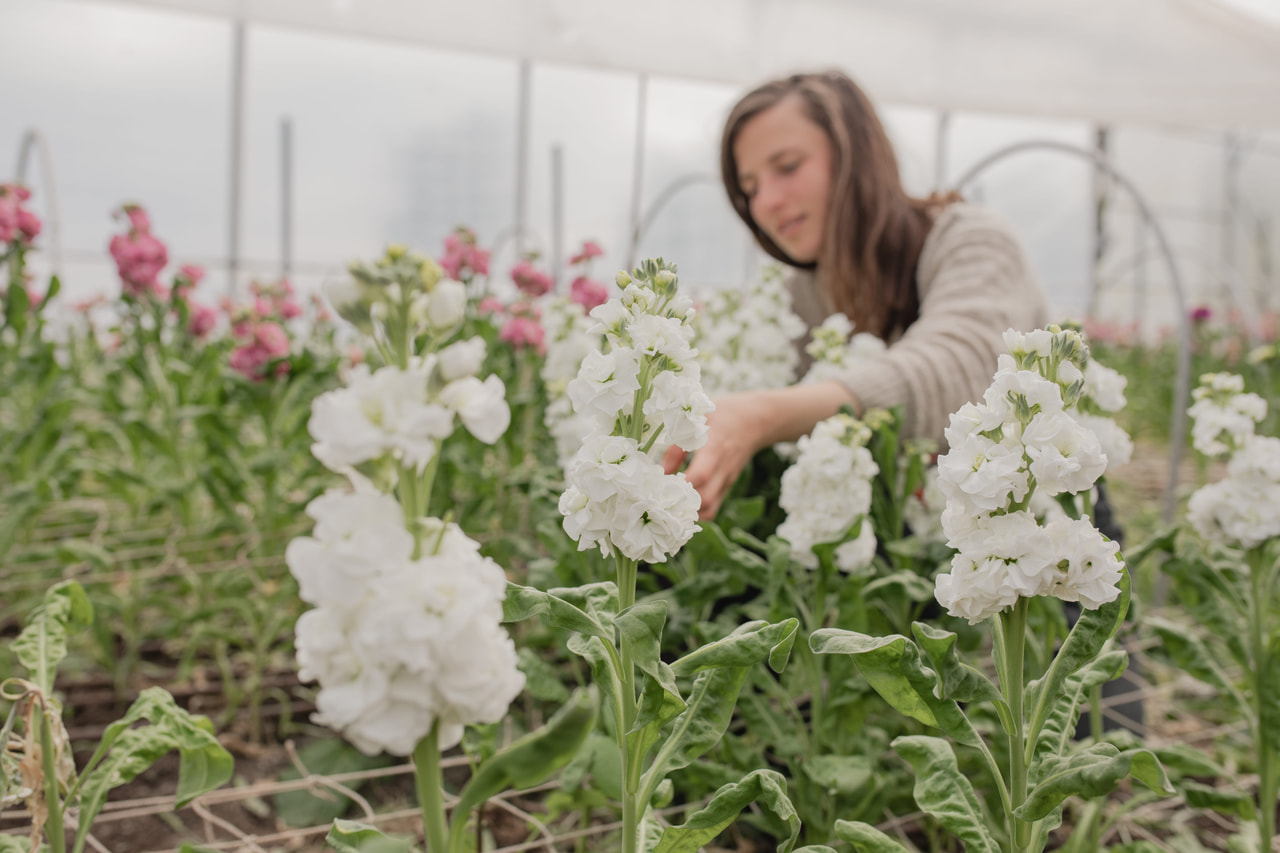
[692,265,806,396]
[933,327,1125,624]
[1073,357,1134,470]
[329,245,468,343]
[309,338,508,474]
[225,278,303,380]
[801,313,886,384]
[558,260,711,563]
[1186,373,1280,548]
[511,257,554,299]
[109,204,170,299]
[568,240,609,312]
[289,492,525,755]
[439,226,490,284]
[777,413,880,572]
[498,300,546,353]
[0,184,41,248]
[541,296,605,466]
[1186,371,1266,457]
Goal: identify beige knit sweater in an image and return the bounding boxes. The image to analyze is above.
[786,203,1050,447]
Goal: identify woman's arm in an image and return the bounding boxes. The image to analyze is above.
[663,379,857,520]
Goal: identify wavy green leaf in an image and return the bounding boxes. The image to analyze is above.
[12,580,93,693]
[912,622,1002,704]
[802,755,873,796]
[503,583,611,639]
[652,769,800,853]
[325,819,417,852]
[1016,744,1174,821]
[1030,648,1129,782]
[892,736,1000,853]
[671,619,798,677]
[811,630,980,747]
[832,820,912,853]
[619,602,683,734]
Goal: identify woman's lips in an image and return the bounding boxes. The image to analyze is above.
[776,214,805,239]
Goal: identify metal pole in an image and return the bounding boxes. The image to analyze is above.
[1086,126,1110,318]
[280,116,293,279]
[1222,132,1241,309]
[550,143,564,289]
[933,110,951,191]
[626,72,649,270]
[514,59,532,258]
[228,20,246,296]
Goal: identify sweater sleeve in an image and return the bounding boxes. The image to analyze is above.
[835,205,1050,447]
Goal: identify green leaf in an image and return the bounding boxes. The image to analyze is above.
[503,583,612,639]
[1030,649,1129,781]
[652,769,801,853]
[1027,569,1130,737]
[451,687,597,822]
[891,736,1000,853]
[911,622,1002,704]
[1182,781,1256,820]
[670,618,799,677]
[559,733,623,800]
[802,755,873,796]
[863,572,936,603]
[178,845,219,853]
[326,819,417,852]
[645,665,750,789]
[832,820,912,853]
[1146,617,1237,697]
[516,648,572,703]
[618,601,684,734]
[12,580,93,693]
[810,629,981,747]
[1016,744,1175,821]
[74,688,233,853]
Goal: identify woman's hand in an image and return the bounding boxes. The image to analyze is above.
[663,391,774,521]
[663,380,859,521]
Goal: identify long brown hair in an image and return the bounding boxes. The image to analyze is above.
[721,71,951,340]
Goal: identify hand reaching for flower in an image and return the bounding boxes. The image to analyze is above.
[663,381,859,521]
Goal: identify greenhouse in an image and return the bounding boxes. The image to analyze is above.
[3,0,1280,850]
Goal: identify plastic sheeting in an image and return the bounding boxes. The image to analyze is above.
[87,0,1280,130]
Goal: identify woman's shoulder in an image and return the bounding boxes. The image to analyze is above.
[918,202,1030,283]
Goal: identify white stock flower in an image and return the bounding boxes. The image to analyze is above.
[644,369,713,453]
[1003,328,1053,358]
[1083,361,1127,413]
[1044,517,1123,610]
[936,428,1029,514]
[568,348,642,429]
[293,520,525,756]
[425,279,467,329]
[286,491,415,606]
[777,414,879,568]
[437,337,487,381]
[1072,412,1134,469]
[692,269,805,396]
[1022,409,1108,496]
[835,524,878,574]
[309,360,455,473]
[439,375,511,444]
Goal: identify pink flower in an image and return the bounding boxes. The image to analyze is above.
[478,296,505,315]
[109,204,169,298]
[1191,305,1213,324]
[279,298,303,319]
[174,264,205,298]
[0,184,42,247]
[511,259,553,298]
[570,275,609,311]
[255,321,290,358]
[499,315,546,353]
[188,302,218,338]
[441,226,491,281]
[568,240,604,265]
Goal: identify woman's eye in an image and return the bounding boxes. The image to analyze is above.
[778,160,800,175]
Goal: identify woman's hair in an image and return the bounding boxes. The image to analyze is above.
[721,70,953,340]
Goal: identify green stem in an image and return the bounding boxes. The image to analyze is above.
[38,701,67,853]
[1001,600,1032,853]
[416,726,450,853]
[1250,550,1277,850]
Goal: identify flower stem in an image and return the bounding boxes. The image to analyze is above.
[1001,599,1032,853]
[1249,549,1277,849]
[414,725,450,853]
[38,701,67,853]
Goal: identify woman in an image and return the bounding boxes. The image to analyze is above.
[665,70,1049,519]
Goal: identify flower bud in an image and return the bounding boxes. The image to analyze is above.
[615,270,632,287]
[426,279,467,330]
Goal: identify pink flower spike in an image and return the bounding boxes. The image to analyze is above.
[255,321,290,358]
[499,315,546,354]
[188,303,218,338]
[568,240,604,265]
[570,275,609,311]
[511,259,553,298]
[478,296,505,315]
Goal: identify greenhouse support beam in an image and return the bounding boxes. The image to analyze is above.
[14,128,63,280]
[281,116,293,278]
[227,19,246,296]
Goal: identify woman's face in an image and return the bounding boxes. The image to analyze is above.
[733,94,835,264]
